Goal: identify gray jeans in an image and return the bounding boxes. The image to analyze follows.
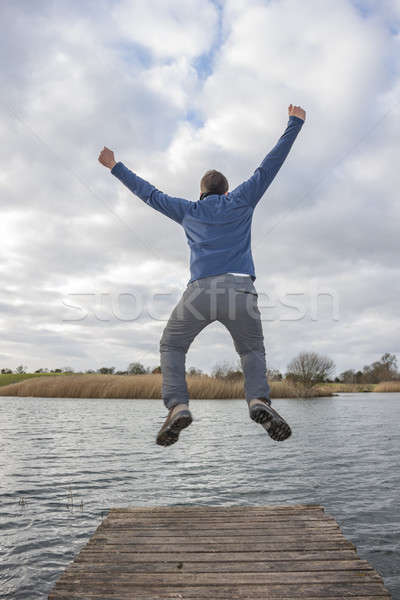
[160,273,270,409]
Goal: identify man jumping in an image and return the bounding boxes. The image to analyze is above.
[99,103,305,447]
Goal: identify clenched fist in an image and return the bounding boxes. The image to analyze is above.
[98,146,117,169]
[288,104,306,121]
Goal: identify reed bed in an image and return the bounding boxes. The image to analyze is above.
[374,380,400,392]
[0,373,328,399]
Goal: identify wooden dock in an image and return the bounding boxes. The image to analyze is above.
[48,504,391,599]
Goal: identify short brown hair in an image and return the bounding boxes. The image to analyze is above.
[200,170,229,195]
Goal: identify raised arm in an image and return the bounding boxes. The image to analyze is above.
[98,147,191,225]
[230,104,306,208]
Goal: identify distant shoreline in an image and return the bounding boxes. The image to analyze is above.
[0,373,398,399]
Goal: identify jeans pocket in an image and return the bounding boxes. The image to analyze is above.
[234,287,258,297]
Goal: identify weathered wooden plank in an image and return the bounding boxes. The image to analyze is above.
[93,536,343,548]
[103,512,332,520]
[49,595,391,600]
[49,588,390,600]
[61,558,374,573]
[59,571,382,590]
[99,524,339,534]
[73,549,359,562]
[87,532,343,547]
[107,508,326,515]
[76,541,355,556]
[99,521,339,531]
[109,504,324,512]
[97,527,341,537]
[49,582,390,598]
[93,523,343,539]
[85,537,348,549]
[104,513,330,522]
[98,527,340,536]
[104,509,328,516]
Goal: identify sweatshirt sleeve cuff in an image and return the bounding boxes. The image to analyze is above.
[289,115,304,126]
[110,161,124,175]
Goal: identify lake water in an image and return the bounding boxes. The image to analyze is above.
[0,393,399,599]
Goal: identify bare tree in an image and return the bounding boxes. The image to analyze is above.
[212,360,243,381]
[267,368,283,381]
[339,369,357,383]
[286,351,335,397]
[362,353,398,383]
[187,366,203,376]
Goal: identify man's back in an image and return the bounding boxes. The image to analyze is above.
[183,192,254,283]
[110,113,304,283]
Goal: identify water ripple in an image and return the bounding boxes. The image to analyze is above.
[0,394,399,599]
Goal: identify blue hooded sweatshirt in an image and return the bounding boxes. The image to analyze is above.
[111,114,304,284]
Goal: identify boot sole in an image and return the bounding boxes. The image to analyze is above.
[250,405,292,442]
[156,411,193,447]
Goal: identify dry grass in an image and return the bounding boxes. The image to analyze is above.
[0,373,331,399]
[2,375,399,399]
[374,380,400,392]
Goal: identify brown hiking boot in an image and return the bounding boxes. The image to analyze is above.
[156,403,193,447]
[249,398,292,441]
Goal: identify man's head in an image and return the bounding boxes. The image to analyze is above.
[200,169,229,196]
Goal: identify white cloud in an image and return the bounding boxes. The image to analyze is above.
[111,0,219,59]
[0,0,399,376]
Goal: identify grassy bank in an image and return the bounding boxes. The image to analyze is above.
[317,382,376,393]
[0,372,61,387]
[0,373,332,399]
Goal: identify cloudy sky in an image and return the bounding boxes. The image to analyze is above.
[1,0,399,376]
